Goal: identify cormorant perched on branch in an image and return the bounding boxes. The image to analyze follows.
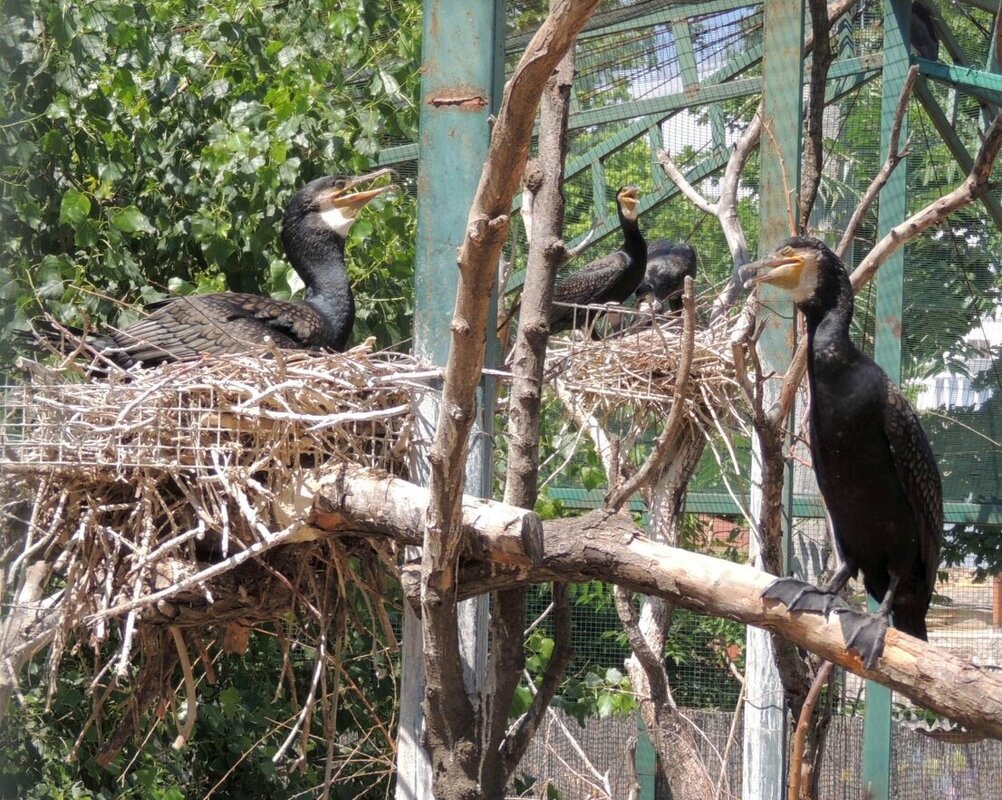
[28,170,395,368]
[549,185,646,334]
[743,236,942,668]
[635,240,697,314]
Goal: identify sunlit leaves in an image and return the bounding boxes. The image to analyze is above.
[58,189,91,225]
[1,0,422,362]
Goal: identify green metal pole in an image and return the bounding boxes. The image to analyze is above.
[396,2,504,798]
[635,717,657,800]
[866,1,912,798]
[744,3,804,799]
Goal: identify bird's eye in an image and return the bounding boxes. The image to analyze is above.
[780,246,794,256]
[334,179,347,191]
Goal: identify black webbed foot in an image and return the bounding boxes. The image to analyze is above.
[762,577,840,616]
[836,608,888,670]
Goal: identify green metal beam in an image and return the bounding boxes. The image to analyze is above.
[507,0,757,50]
[913,78,1002,230]
[399,2,504,797]
[675,19,700,91]
[546,488,1002,525]
[568,77,760,130]
[916,58,1002,108]
[867,2,914,796]
[571,54,875,133]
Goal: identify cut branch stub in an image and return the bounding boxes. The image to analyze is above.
[303,465,544,568]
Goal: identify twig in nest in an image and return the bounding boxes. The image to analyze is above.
[171,626,197,750]
[606,275,697,510]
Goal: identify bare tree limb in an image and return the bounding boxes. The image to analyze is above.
[487,37,578,792]
[834,65,918,258]
[419,3,600,793]
[787,660,834,800]
[615,586,715,800]
[606,276,696,510]
[656,151,717,216]
[320,481,1002,738]
[799,0,836,230]
[500,582,573,774]
[0,560,59,725]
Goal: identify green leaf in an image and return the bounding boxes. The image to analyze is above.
[511,685,532,718]
[218,686,242,718]
[45,95,72,120]
[108,206,155,234]
[75,220,99,247]
[596,693,615,718]
[59,189,91,225]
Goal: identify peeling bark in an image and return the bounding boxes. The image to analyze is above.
[419,3,601,796]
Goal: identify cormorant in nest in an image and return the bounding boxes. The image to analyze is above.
[743,236,942,668]
[635,240,697,314]
[548,185,646,335]
[28,170,395,369]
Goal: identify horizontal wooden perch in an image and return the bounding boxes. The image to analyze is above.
[276,464,545,567]
[310,468,1002,741]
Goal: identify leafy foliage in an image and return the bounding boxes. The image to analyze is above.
[1,624,400,799]
[0,0,421,365]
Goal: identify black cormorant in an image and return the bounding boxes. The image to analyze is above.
[911,1,940,62]
[743,236,942,668]
[635,240,697,314]
[30,170,395,368]
[548,185,647,334]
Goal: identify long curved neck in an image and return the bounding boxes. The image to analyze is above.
[283,225,354,345]
[618,207,647,278]
[804,271,858,371]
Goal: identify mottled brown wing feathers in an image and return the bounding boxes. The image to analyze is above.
[552,252,628,306]
[108,294,319,364]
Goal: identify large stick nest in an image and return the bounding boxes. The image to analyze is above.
[543,300,748,435]
[0,344,423,702]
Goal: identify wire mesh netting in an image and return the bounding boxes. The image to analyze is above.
[3,0,1002,797]
[494,1,1002,798]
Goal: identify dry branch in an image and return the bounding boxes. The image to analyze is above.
[329,474,1002,739]
[488,35,578,795]
[302,465,542,567]
[419,2,601,794]
[799,0,835,230]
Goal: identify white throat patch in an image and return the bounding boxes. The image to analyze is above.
[790,259,821,304]
[319,203,355,237]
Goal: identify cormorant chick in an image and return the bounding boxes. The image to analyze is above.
[635,240,697,314]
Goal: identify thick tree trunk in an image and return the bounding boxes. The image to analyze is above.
[620,424,712,799]
[483,33,578,797]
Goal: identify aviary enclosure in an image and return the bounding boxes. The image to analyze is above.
[1,1,1001,799]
